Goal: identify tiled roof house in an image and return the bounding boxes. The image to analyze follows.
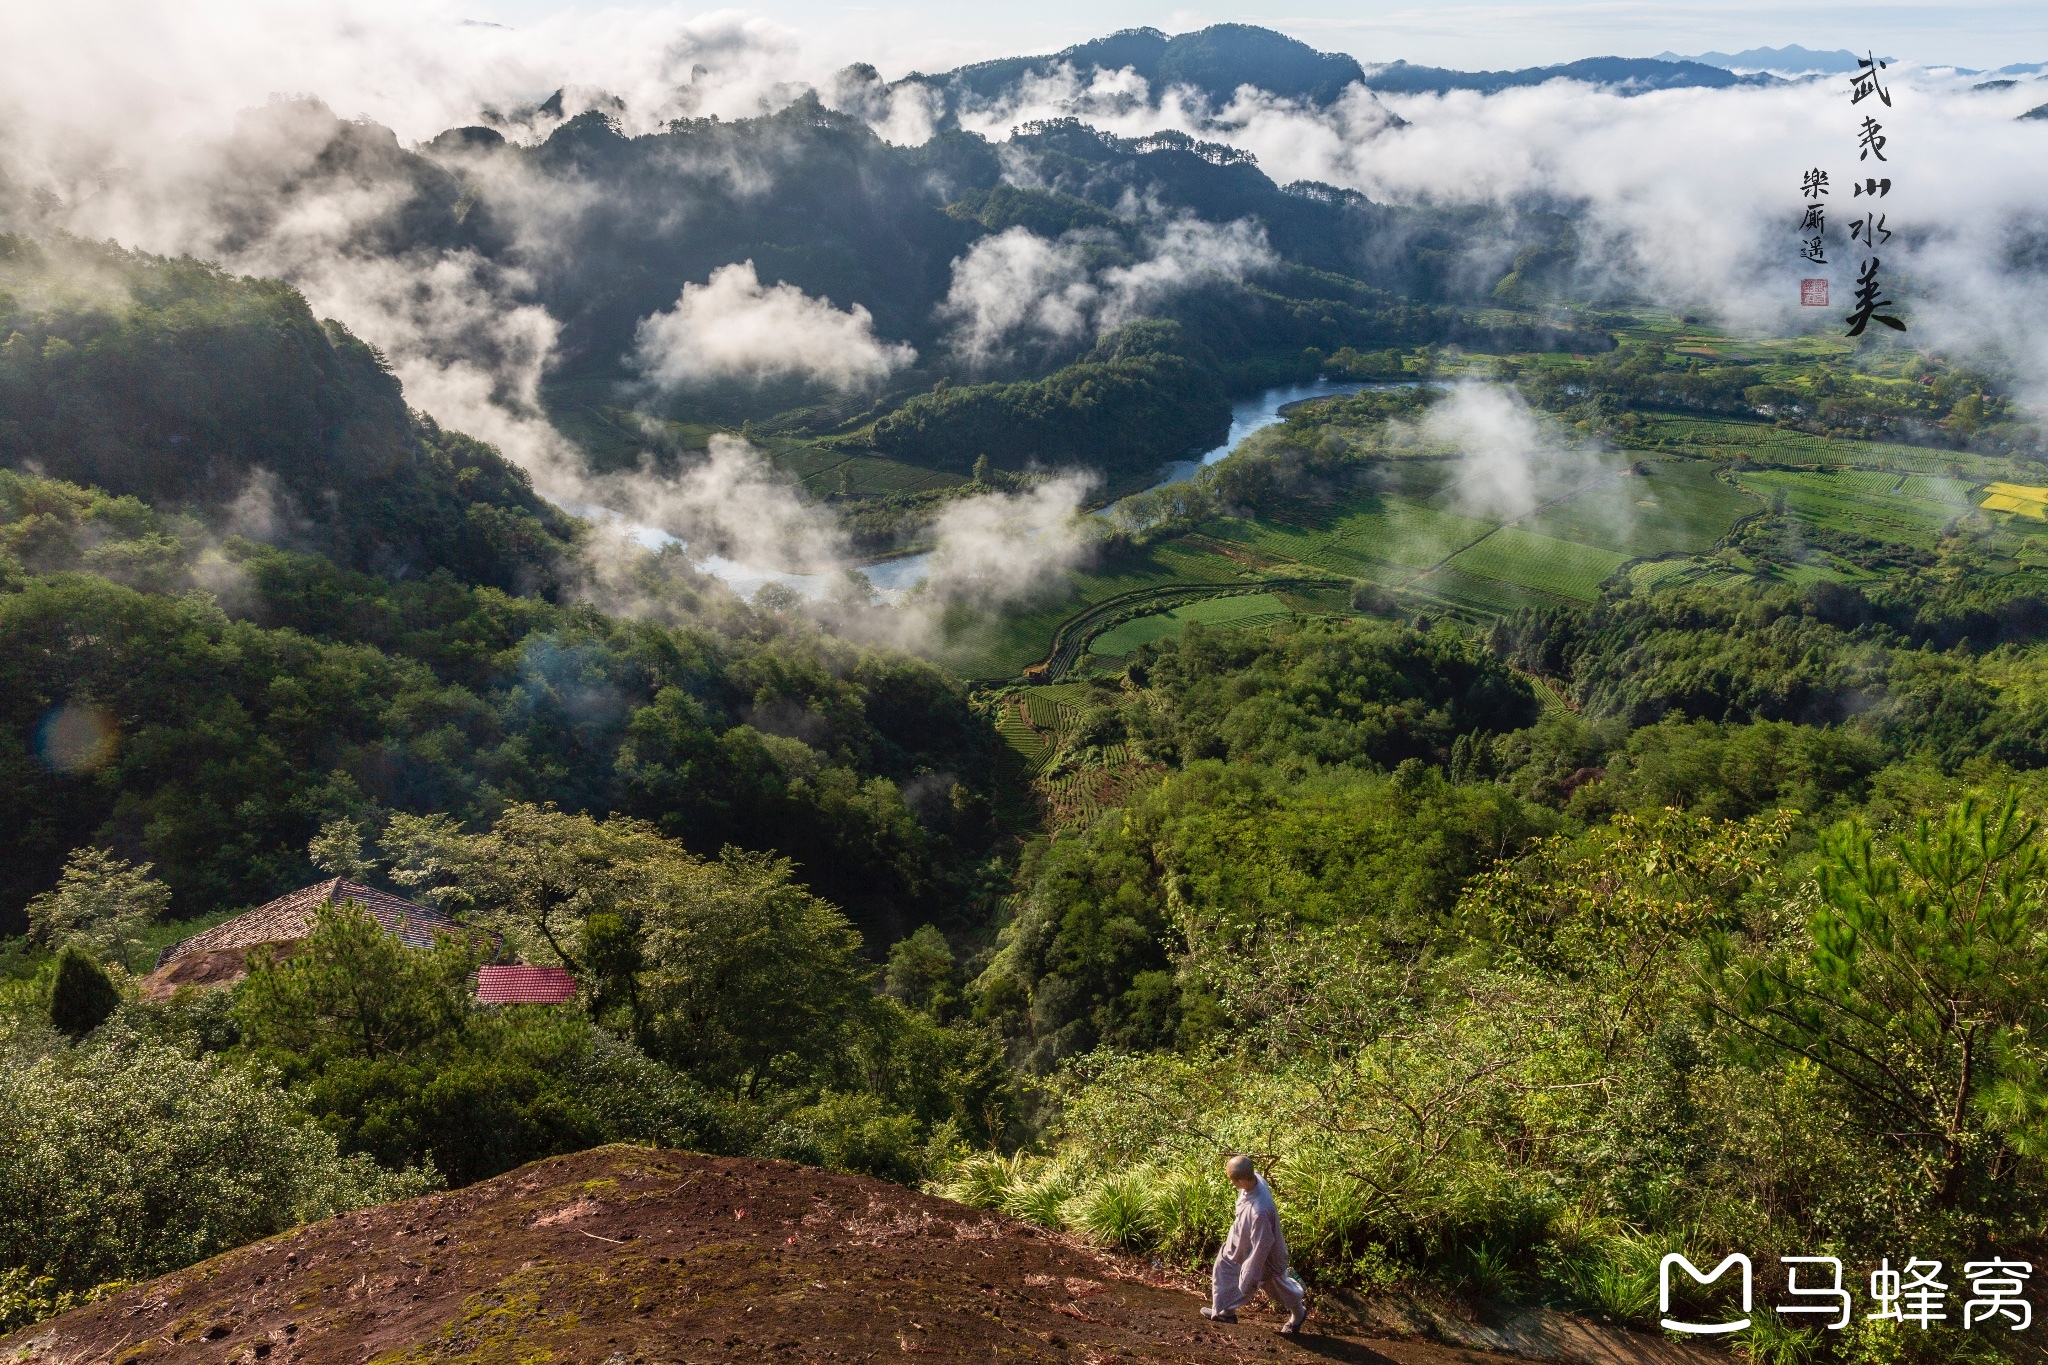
[155,877,464,966]
[141,877,480,998]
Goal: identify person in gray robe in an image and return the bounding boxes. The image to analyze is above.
[1202,1154,1307,1334]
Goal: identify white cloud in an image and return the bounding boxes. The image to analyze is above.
[597,433,848,573]
[937,217,1274,364]
[922,470,1099,605]
[824,471,1104,652]
[937,228,1099,363]
[1098,216,1274,327]
[631,261,915,392]
[1417,382,1610,523]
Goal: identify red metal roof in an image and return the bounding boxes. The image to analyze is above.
[475,965,579,1005]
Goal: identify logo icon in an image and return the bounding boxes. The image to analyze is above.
[1801,278,1830,306]
[1662,1254,1753,1335]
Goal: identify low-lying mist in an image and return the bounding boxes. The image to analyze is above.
[1414,384,1618,525]
[2,1,2043,653]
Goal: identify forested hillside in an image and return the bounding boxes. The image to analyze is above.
[0,236,577,589]
[0,471,996,941]
[0,238,1007,940]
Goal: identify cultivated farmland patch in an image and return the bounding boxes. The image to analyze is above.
[1525,461,1761,556]
[1736,468,1972,547]
[1087,592,1296,659]
[1446,528,1629,601]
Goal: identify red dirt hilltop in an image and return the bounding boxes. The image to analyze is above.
[0,1146,1684,1365]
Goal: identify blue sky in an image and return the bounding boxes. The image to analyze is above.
[461,0,2048,74]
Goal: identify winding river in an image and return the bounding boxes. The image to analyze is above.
[593,376,1414,602]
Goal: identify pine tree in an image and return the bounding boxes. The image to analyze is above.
[49,945,120,1039]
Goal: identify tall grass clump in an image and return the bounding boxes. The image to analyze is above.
[1002,1161,1081,1229]
[1067,1170,1158,1248]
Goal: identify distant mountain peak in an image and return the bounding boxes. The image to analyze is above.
[911,23,1369,117]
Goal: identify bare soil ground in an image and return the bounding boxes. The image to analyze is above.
[0,1146,1693,1365]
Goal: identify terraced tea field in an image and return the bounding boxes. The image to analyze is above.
[1734,468,1975,548]
[991,683,1165,829]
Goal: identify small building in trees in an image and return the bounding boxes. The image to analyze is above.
[474,964,579,1005]
[140,877,470,998]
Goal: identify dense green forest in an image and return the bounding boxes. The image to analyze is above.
[864,324,1229,479]
[0,467,998,941]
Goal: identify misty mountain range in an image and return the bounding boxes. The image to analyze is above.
[843,26,2043,124]
[1654,45,1884,75]
[888,24,1773,122]
[3,16,2040,559]
[1659,44,2045,77]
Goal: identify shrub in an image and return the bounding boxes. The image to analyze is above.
[768,1092,925,1185]
[1147,1163,1235,1260]
[0,1043,433,1291]
[936,1150,1028,1210]
[0,1264,120,1336]
[47,947,119,1040]
[1000,1161,1081,1230]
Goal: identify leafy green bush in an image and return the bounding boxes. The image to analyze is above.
[767,1092,927,1184]
[0,1041,430,1292]
[0,1264,117,1336]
